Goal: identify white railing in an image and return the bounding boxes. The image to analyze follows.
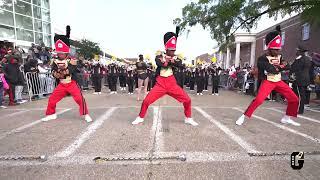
[25,72,57,102]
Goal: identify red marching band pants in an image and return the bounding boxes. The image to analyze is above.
[46,80,88,116]
[244,80,298,118]
[139,75,191,118]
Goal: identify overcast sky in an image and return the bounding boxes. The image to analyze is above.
[51,0,295,60]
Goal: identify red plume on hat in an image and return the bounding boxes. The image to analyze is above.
[265,25,282,50]
[54,25,71,53]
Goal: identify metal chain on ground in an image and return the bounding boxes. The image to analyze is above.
[0,155,47,162]
[93,154,186,162]
[248,151,320,157]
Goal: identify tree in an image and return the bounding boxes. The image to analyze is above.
[76,39,101,59]
[175,0,320,49]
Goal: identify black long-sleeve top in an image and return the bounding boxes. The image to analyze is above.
[257,54,288,82]
[155,55,182,77]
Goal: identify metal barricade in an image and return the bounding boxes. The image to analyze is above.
[25,72,57,101]
[219,73,229,88]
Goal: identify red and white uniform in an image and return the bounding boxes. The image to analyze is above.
[45,60,88,116]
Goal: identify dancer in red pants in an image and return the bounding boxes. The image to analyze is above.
[132,27,198,126]
[236,26,300,126]
[41,26,92,122]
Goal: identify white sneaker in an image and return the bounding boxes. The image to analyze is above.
[98,92,102,95]
[93,92,98,95]
[236,114,245,125]
[197,93,199,95]
[84,114,93,123]
[132,116,144,125]
[19,100,27,104]
[215,93,219,96]
[0,105,7,109]
[304,105,311,110]
[212,94,215,96]
[281,116,300,126]
[184,118,199,126]
[200,93,203,96]
[115,92,118,94]
[204,90,208,91]
[41,114,57,122]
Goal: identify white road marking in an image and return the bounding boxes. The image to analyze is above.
[0,110,30,119]
[0,109,71,140]
[308,108,320,113]
[195,107,259,153]
[150,106,163,153]
[234,108,320,144]
[54,107,117,158]
[269,108,320,124]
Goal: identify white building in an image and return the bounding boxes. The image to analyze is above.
[0,0,53,49]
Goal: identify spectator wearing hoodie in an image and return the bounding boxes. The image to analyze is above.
[24,58,39,99]
[0,45,7,59]
[3,52,21,105]
[14,59,27,104]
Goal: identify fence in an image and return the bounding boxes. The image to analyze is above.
[25,72,57,102]
[219,72,255,95]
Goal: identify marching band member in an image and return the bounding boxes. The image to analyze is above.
[91,58,104,95]
[119,64,127,91]
[108,61,118,94]
[189,67,196,91]
[204,65,210,91]
[236,26,300,126]
[196,65,205,95]
[122,55,149,101]
[211,65,221,96]
[127,65,135,94]
[41,26,93,122]
[132,28,198,126]
[174,62,185,89]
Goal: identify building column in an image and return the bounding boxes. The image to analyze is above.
[250,41,256,66]
[219,51,223,67]
[226,47,230,69]
[235,42,240,67]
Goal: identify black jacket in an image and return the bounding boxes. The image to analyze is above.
[290,55,312,86]
[257,54,288,80]
[91,64,103,78]
[3,62,24,85]
[155,55,182,77]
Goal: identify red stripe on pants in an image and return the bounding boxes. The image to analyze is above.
[46,80,88,115]
[244,80,298,118]
[139,75,191,118]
